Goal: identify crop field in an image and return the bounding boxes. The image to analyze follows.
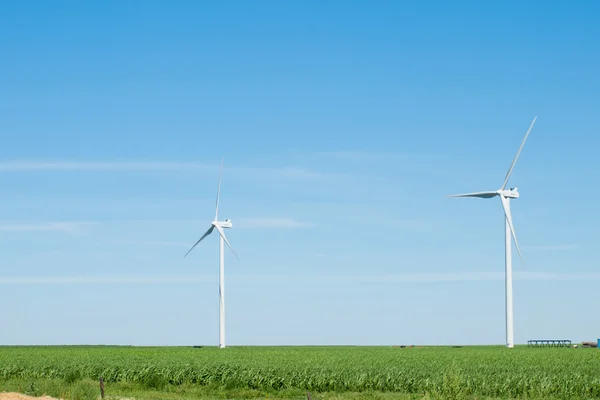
[0,346,599,399]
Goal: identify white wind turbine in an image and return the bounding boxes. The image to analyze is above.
[447,116,537,349]
[184,158,238,349]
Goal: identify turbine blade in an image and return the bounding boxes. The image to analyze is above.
[184,225,215,258]
[215,157,224,221]
[214,224,239,260]
[501,116,537,190]
[446,191,498,199]
[500,196,523,263]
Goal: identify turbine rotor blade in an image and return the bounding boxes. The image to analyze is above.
[184,225,215,258]
[501,116,537,190]
[214,224,239,260]
[500,196,523,263]
[215,157,224,221]
[446,191,498,199]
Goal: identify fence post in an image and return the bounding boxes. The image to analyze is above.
[100,377,105,399]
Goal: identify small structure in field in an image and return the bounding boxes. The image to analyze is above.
[527,339,571,348]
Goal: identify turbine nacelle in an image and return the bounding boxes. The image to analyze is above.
[215,219,233,229]
[499,187,519,199]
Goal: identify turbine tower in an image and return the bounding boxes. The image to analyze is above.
[447,116,537,348]
[185,158,238,349]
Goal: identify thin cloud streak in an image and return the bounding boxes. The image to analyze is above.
[100,240,191,248]
[0,221,100,235]
[388,219,434,232]
[81,217,314,230]
[341,272,600,282]
[515,272,600,281]
[316,151,392,161]
[342,272,503,282]
[313,150,437,163]
[236,217,315,229]
[0,161,211,171]
[2,272,599,285]
[0,160,390,183]
[0,275,215,284]
[523,244,581,251]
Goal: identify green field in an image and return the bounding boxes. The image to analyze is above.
[0,346,599,399]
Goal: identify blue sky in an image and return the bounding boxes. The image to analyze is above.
[1,0,599,346]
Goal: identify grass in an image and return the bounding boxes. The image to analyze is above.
[0,345,599,399]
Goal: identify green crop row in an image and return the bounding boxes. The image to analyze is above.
[0,346,599,398]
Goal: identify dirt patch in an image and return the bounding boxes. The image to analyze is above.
[0,393,60,400]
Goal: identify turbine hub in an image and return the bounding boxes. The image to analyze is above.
[219,219,233,229]
[501,188,520,199]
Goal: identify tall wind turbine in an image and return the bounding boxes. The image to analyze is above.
[184,158,238,349]
[447,116,537,349]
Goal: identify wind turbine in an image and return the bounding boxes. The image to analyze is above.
[184,158,238,349]
[447,116,537,349]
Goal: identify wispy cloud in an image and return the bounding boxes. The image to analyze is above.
[522,244,581,251]
[341,272,600,282]
[81,217,314,230]
[99,240,191,248]
[342,272,504,282]
[0,161,211,172]
[312,150,439,164]
[236,217,315,229]
[0,274,304,285]
[0,221,100,235]
[288,203,433,232]
[316,151,392,161]
[0,160,392,185]
[515,272,600,281]
[2,272,599,285]
[0,275,215,284]
[387,219,434,232]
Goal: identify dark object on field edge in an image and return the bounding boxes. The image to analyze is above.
[307,392,312,400]
[582,341,598,348]
[99,376,105,399]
